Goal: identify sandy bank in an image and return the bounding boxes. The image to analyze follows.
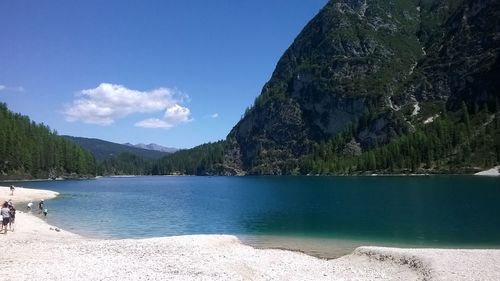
[0,185,58,204]
[2,187,500,280]
[474,166,500,176]
[0,185,78,241]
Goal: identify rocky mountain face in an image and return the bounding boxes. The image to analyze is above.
[403,0,500,110]
[224,0,500,175]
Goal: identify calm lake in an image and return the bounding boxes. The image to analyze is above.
[6,176,500,258]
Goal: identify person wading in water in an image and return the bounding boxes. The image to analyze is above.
[38,199,44,214]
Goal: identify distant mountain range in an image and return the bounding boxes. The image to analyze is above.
[123,143,178,153]
[62,136,172,161]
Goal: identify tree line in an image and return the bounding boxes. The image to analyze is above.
[99,105,498,176]
[98,141,225,176]
[300,102,500,174]
[97,101,500,176]
[4,99,496,178]
[0,103,96,180]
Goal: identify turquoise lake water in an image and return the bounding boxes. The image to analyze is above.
[5,176,500,257]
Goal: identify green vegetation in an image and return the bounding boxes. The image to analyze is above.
[63,136,169,161]
[154,141,225,175]
[0,106,224,177]
[98,141,225,176]
[0,103,96,179]
[301,106,500,175]
[98,152,153,176]
[224,0,500,175]
[99,103,500,176]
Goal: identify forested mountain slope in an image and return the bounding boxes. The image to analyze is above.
[63,136,169,161]
[224,0,500,175]
[0,103,96,180]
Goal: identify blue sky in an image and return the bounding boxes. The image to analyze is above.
[0,0,327,149]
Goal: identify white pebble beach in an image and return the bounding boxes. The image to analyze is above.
[1,185,499,280]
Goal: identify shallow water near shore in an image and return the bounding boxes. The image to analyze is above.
[4,176,500,258]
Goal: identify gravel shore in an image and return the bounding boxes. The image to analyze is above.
[1,186,499,280]
[474,166,500,176]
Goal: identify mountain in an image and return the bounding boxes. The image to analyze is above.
[63,136,169,161]
[82,0,499,176]
[124,143,178,153]
[224,0,500,175]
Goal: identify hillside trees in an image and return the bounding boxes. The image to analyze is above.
[0,103,96,179]
[300,106,500,175]
[98,141,225,176]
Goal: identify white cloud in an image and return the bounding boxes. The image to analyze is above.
[0,85,24,92]
[203,113,219,119]
[64,83,191,128]
[135,104,192,129]
[134,118,173,129]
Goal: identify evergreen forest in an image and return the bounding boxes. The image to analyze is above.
[0,103,96,180]
[98,102,500,176]
[1,101,498,178]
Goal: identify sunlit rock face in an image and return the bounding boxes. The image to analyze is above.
[224,0,500,175]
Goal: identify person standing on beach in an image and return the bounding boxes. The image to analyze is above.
[7,201,15,231]
[1,202,10,234]
[10,185,15,195]
[38,199,44,214]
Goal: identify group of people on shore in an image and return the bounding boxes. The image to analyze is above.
[1,199,16,234]
[2,185,48,235]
